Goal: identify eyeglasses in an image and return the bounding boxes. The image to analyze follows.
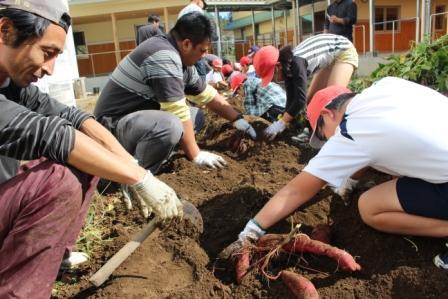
[315,115,327,142]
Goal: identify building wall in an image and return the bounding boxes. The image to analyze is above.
[234,0,447,54]
[70,0,189,76]
[73,14,180,44]
[70,0,187,17]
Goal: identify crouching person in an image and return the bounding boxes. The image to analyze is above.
[0,1,182,298]
[222,77,448,269]
[230,73,286,123]
[94,12,256,172]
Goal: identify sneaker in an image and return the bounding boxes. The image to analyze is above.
[434,242,448,270]
[61,252,89,270]
[291,128,310,144]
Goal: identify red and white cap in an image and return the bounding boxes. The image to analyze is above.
[307,85,353,149]
[230,73,247,93]
[253,46,279,87]
[239,56,251,67]
[222,64,233,76]
[212,58,223,68]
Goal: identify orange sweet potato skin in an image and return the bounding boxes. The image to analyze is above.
[235,249,250,284]
[282,234,361,272]
[281,270,319,299]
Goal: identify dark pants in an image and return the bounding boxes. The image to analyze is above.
[261,105,285,123]
[114,108,204,173]
[0,160,98,299]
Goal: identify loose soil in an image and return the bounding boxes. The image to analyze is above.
[58,94,448,299]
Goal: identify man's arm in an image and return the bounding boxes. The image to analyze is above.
[68,130,144,184]
[205,93,240,121]
[79,118,136,163]
[254,171,326,229]
[345,2,357,26]
[324,7,330,30]
[179,118,200,160]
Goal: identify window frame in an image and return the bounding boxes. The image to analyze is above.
[73,31,89,59]
[374,6,401,32]
[434,5,446,31]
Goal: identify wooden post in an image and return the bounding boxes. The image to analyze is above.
[111,13,121,66]
[291,0,297,45]
[283,10,288,46]
[251,9,257,45]
[163,7,169,32]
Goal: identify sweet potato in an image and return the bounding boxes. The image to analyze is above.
[256,234,284,250]
[282,234,361,272]
[235,249,250,284]
[310,224,331,244]
[281,270,319,299]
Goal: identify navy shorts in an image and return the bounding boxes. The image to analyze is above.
[396,177,448,220]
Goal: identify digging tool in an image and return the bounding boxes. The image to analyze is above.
[89,200,203,287]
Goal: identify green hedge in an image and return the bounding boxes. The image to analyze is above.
[350,35,448,93]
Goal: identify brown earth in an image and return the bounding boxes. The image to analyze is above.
[58,94,448,299]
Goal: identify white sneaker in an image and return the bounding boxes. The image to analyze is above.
[291,128,310,143]
[61,252,89,269]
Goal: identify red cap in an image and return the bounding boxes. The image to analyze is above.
[212,58,223,68]
[239,56,251,66]
[222,64,233,76]
[253,46,279,87]
[230,73,247,93]
[307,85,353,149]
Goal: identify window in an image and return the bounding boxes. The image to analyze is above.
[375,7,400,31]
[301,14,313,35]
[314,11,325,33]
[435,5,446,30]
[73,31,88,56]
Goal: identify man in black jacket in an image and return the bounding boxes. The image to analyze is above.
[136,14,163,45]
[324,0,357,41]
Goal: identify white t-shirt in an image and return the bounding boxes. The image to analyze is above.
[205,71,224,84]
[304,77,448,188]
[178,3,204,19]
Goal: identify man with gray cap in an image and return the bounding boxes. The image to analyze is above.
[0,1,183,297]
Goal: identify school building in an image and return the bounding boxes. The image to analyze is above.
[68,0,447,79]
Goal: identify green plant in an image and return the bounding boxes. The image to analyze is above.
[75,192,116,256]
[350,35,448,93]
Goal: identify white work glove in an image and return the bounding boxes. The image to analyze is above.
[219,219,266,259]
[193,151,227,169]
[233,118,257,139]
[332,177,359,198]
[121,183,151,218]
[129,170,183,220]
[264,120,286,141]
[238,219,266,242]
[120,159,151,218]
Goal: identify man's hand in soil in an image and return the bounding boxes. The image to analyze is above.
[264,120,286,141]
[331,177,359,198]
[121,183,151,218]
[219,219,266,259]
[233,118,257,139]
[193,151,227,169]
[129,170,183,220]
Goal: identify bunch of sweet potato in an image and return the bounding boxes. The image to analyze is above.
[234,224,361,299]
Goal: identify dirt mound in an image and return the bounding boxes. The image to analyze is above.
[60,95,447,298]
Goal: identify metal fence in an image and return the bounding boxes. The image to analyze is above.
[430,11,448,41]
[77,18,445,77]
